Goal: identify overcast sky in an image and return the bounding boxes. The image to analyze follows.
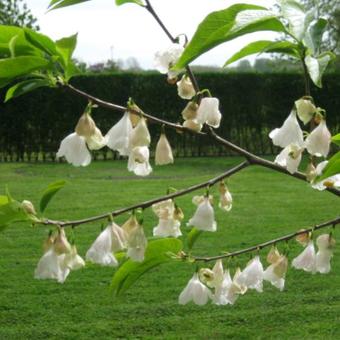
[27,0,279,69]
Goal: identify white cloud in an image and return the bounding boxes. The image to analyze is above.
[27,0,279,68]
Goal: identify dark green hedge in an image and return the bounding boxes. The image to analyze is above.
[0,72,339,161]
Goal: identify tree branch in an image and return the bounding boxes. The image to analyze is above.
[190,216,340,262]
[42,160,250,227]
[65,83,340,197]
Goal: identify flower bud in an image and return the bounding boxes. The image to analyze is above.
[177,75,196,100]
[21,200,37,215]
[75,113,96,137]
[181,101,198,120]
[295,98,316,125]
[155,133,174,165]
[167,75,178,85]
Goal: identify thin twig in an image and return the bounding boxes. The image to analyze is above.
[144,0,200,93]
[42,161,250,227]
[190,216,340,262]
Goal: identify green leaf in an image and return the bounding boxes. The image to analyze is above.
[40,180,66,213]
[56,34,78,67]
[224,40,300,66]
[111,238,182,296]
[5,78,51,102]
[280,0,315,41]
[331,133,340,146]
[0,200,31,232]
[305,52,335,88]
[0,195,9,206]
[24,29,57,56]
[0,56,50,82]
[174,4,286,69]
[0,25,42,57]
[115,0,144,5]
[187,228,203,250]
[48,0,91,11]
[315,151,340,182]
[304,18,328,55]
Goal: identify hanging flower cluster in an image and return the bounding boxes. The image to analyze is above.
[34,182,233,284]
[179,233,335,306]
[56,104,177,176]
[269,97,336,190]
[35,229,85,283]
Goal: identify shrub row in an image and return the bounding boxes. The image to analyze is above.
[0,72,339,162]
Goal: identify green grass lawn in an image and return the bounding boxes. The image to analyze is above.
[0,157,339,339]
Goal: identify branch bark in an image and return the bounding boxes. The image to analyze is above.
[190,216,340,262]
[42,161,250,227]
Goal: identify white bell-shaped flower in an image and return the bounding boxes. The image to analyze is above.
[218,182,232,212]
[182,101,198,120]
[153,218,182,238]
[197,97,222,128]
[152,199,175,220]
[211,260,224,287]
[237,256,264,292]
[56,133,91,167]
[75,112,106,150]
[315,250,333,274]
[129,117,151,148]
[122,215,140,236]
[269,111,304,148]
[312,161,340,191]
[178,273,212,305]
[183,119,202,132]
[154,43,184,76]
[177,75,196,100]
[127,146,153,177]
[34,248,70,283]
[106,112,133,156]
[192,194,214,206]
[292,241,316,273]
[155,133,174,165]
[215,269,246,305]
[126,223,147,262]
[213,270,232,305]
[63,245,85,271]
[315,234,335,274]
[274,143,304,174]
[85,127,107,151]
[295,98,316,125]
[86,225,118,267]
[316,234,336,251]
[263,255,288,291]
[187,196,217,232]
[111,222,127,252]
[305,119,331,157]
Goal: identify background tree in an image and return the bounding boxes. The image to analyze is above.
[0,0,39,30]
